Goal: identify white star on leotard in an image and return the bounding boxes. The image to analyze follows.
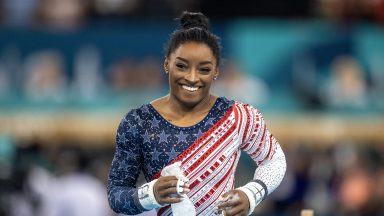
[158,131,169,143]
[151,148,162,161]
[178,131,188,143]
[167,147,180,160]
[117,132,128,144]
[152,118,160,128]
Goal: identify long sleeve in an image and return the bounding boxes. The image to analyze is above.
[239,105,287,204]
[107,111,146,215]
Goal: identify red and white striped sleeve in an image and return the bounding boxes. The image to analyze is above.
[237,104,287,215]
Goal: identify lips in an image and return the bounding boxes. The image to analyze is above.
[181,85,200,92]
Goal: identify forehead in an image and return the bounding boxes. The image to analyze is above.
[170,42,216,63]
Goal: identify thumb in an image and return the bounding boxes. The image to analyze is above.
[219,190,235,202]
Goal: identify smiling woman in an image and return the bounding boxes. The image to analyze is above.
[107,11,287,216]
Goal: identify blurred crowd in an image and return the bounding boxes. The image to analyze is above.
[252,140,384,216]
[0,46,166,103]
[0,140,113,216]
[0,0,382,111]
[0,44,382,112]
[1,138,383,216]
[1,0,384,28]
[292,54,383,111]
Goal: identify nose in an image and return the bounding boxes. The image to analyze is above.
[185,68,199,84]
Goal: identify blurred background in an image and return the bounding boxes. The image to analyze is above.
[0,0,384,215]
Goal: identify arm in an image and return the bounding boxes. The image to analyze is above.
[107,112,184,214]
[107,112,147,215]
[238,105,287,214]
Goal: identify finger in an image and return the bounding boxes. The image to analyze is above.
[157,179,179,190]
[181,186,190,194]
[224,205,245,216]
[163,180,189,192]
[159,186,191,196]
[159,176,179,185]
[158,187,179,197]
[218,190,238,202]
[217,198,241,210]
[233,212,247,216]
[176,179,191,195]
[160,196,184,204]
[157,193,184,205]
[220,191,232,200]
[175,179,190,187]
[159,176,179,182]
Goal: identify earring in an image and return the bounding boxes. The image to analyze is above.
[165,69,169,74]
[214,76,218,80]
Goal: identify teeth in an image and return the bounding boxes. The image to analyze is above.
[182,85,199,92]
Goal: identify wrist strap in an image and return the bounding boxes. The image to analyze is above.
[138,179,163,210]
[237,182,266,215]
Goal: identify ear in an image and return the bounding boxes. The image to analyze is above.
[164,59,169,74]
[214,67,220,80]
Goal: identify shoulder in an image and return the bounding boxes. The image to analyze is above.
[230,100,268,123]
[120,104,152,125]
[215,96,235,110]
[231,100,261,113]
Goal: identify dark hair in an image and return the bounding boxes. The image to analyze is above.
[164,11,221,65]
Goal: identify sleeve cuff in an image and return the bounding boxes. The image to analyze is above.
[137,179,164,210]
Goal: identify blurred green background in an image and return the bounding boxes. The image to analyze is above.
[0,0,384,216]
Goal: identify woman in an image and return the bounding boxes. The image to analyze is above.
[108,11,286,216]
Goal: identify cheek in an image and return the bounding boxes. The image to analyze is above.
[203,77,214,87]
[169,73,180,84]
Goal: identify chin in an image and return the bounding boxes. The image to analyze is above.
[171,86,210,107]
[179,96,202,107]
[175,92,206,107]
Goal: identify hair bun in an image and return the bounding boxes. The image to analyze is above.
[179,11,209,31]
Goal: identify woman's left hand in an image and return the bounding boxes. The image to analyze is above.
[216,189,250,216]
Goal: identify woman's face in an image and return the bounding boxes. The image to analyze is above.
[165,42,218,108]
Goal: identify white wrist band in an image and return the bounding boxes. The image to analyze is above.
[237,186,257,215]
[138,179,163,210]
[237,182,266,215]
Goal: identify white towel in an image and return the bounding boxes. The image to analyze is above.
[161,162,196,216]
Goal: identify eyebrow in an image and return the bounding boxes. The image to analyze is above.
[176,57,214,66]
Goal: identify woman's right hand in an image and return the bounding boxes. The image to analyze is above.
[153,176,190,205]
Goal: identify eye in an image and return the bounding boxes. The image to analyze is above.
[200,68,212,74]
[176,63,187,70]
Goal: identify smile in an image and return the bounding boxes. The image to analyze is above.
[181,85,199,92]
